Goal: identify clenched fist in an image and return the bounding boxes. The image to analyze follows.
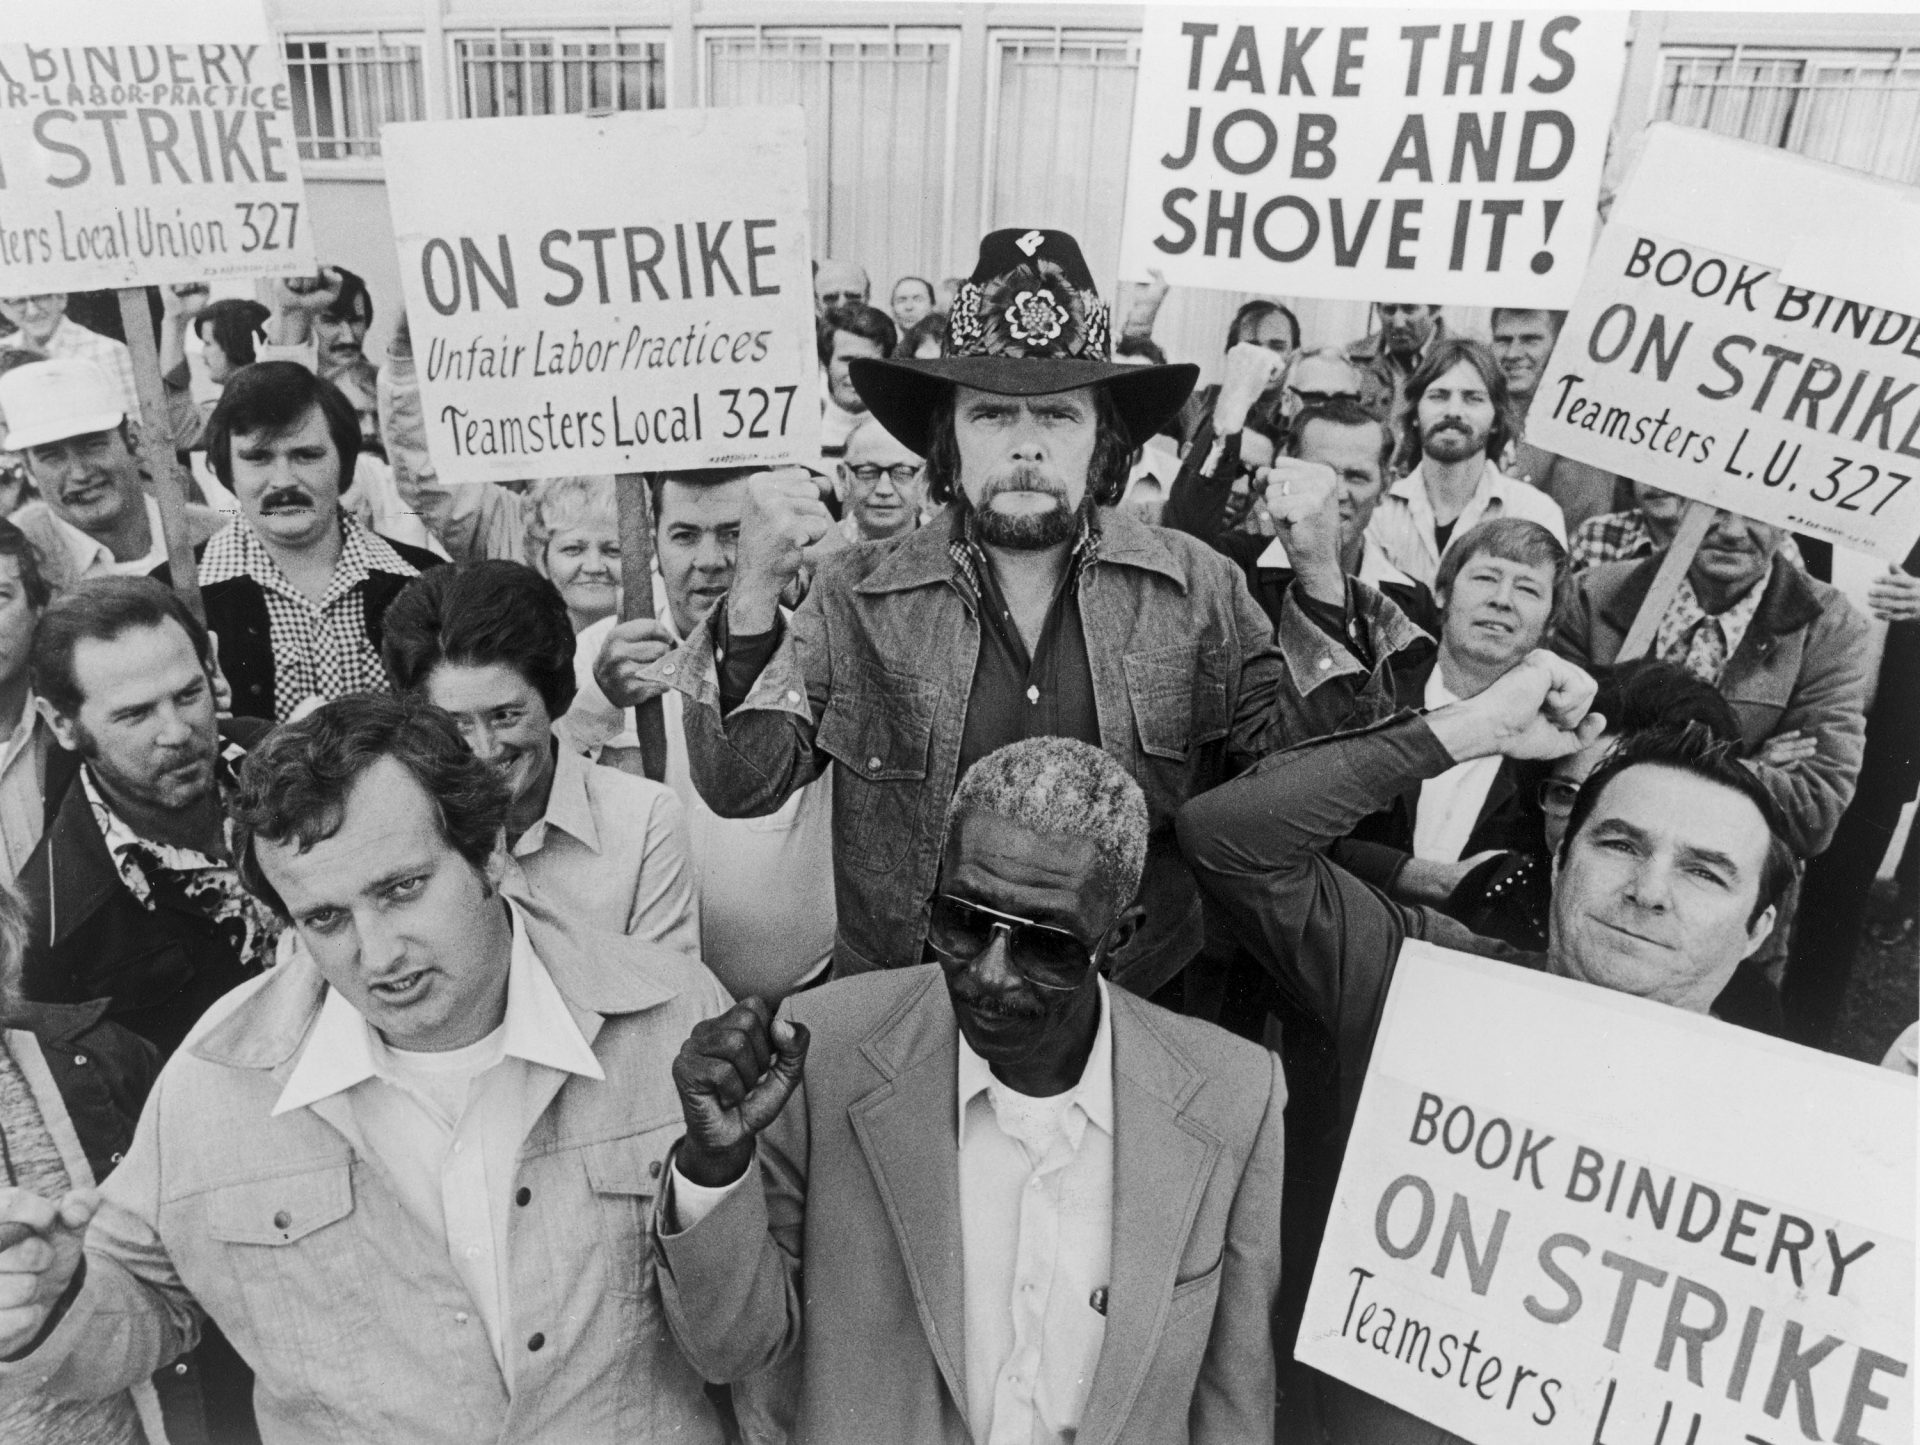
[593,617,678,709]
[672,998,809,1188]
[1427,650,1604,764]
[1212,342,1289,436]
[729,470,834,635]
[1259,459,1344,603]
[0,1187,99,1357]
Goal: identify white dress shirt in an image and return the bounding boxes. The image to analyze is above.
[958,980,1114,1445]
[1414,668,1506,863]
[271,907,604,1380]
[1367,460,1568,586]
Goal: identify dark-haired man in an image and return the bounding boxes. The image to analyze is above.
[0,693,737,1442]
[18,578,274,1056]
[382,559,697,952]
[624,229,1293,997]
[818,302,898,459]
[184,361,440,721]
[259,266,383,457]
[0,360,225,596]
[1368,337,1565,587]
[1346,301,1444,469]
[1178,652,1791,1445]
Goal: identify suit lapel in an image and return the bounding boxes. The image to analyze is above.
[1077,996,1220,1445]
[847,985,970,1424]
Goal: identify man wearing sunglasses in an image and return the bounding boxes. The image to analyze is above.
[657,736,1285,1444]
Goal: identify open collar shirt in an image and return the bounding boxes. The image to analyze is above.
[271,906,604,1380]
[1413,667,1506,863]
[50,494,169,580]
[957,979,1114,1445]
[198,514,416,720]
[1367,461,1568,587]
[1654,562,1771,686]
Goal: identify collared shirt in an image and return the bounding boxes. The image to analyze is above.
[958,979,1114,1445]
[0,696,51,879]
[272,907,605,1379]
[1654,565,1770,685]
[509,742,700,954]
[953,507,1102,780]
[5,319,138,414]
[1413,668,1505,863]
[80,763,278,974]
[1367,461,1568,587]
[198,514,418,721]
[49,494,168,580]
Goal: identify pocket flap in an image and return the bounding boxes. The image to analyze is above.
[207,1165,353,1246]
[816,664,937,782]
[581,1127,678,1198]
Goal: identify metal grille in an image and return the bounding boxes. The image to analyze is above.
[985,31,1141,290]
[284,35,425,160]
[457,32,667,118]
[1659,47,1920,184]
[704,28,955,297]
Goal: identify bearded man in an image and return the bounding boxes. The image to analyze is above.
[613,229,1294,995]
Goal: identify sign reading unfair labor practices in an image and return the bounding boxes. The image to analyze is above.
[384,108,819,483]
[1117,9,1625,307]
[0,0,313,290]
[1528,126,1920,562]
[1296,943,1914,1445]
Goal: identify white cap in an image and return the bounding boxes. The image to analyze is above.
[0,357,125,453]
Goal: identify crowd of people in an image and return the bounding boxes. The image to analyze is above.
[0,216,1908,1445]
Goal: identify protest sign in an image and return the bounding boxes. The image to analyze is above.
[1297,941,1914,1445]
[384,108,819,484]
[1116,9,1626,307]
[0,0,313,291]
[1528,124,1920,563]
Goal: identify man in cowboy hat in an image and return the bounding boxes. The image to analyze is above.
[603,228,1297,997]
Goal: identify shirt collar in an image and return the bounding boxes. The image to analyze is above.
[199,512,413,598]
[52,494,163,576]
[514,741,599,856]
[273,902,604,1116]
[955,977,1114,1142]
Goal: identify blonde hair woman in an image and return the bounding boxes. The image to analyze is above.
[524,475,622,632]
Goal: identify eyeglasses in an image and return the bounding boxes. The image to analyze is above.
[925,893,1100,991]
[1288,388,1365,408]
[1538,778,1582,813]
[846,462,925,485]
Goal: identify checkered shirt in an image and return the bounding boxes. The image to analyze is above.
[28,318,140,416]
[199,514,419,721]
[1571,508,1805,575]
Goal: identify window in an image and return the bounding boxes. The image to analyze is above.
[456,31,667,118]
[284,34,425,161]
[1658,46,1920,184]
[984,31,1141,290]
[704,28,956,300]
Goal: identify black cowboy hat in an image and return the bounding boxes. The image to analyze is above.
[847,228,1198,456]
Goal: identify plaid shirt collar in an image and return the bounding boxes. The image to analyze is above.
[946,502,1102,604]
[200,512,412,605]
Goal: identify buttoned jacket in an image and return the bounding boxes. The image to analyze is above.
[0,893,735,1444]
[649,508,1295,995]
[655,964,1286,1445]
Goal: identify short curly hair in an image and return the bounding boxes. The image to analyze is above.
[523,475,618,572]
[229,693,511,921]
[945,737,1148,915]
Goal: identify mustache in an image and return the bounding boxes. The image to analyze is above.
[952,988,1045,1021]
[982,466,1066,501]
[260,487,314,510]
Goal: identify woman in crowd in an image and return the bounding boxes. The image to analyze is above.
[525,475,623,633]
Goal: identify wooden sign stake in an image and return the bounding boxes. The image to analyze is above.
[115,287,205,623]
[615,471,670,782]
[1616,500,1717,662]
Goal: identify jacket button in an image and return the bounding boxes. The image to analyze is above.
[515,1187,531,1206]
[786,690,800,705]
[649,1159,662,1179]
[867,756,882,770]
[662,662,675,676]
[110,1152,123,1165]
[73,1053,87,1066]
[527,1333,546,1352]
[174,1362,189,1375]
[273,1210,292,1230]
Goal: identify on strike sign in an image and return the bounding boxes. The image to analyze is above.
[1118,9,1625,307]
[384,107,819,484]
[1297,943,1913,1445]
[1528,125,1920,562]
[0,0,313,290]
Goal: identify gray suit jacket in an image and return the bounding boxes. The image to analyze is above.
[656,965,1286,1444]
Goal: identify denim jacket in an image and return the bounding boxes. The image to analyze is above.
[648,507,1297,995]
[0,895,736,1445]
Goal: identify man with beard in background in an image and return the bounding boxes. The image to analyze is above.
[1368,337,1566,588]
[622,229,1293,999]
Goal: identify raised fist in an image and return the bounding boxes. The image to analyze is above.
[729,469,834,635]
[671,998,809,1188]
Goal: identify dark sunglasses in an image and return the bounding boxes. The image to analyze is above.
[1288,387,1365,408]
[926,893,1100,991]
